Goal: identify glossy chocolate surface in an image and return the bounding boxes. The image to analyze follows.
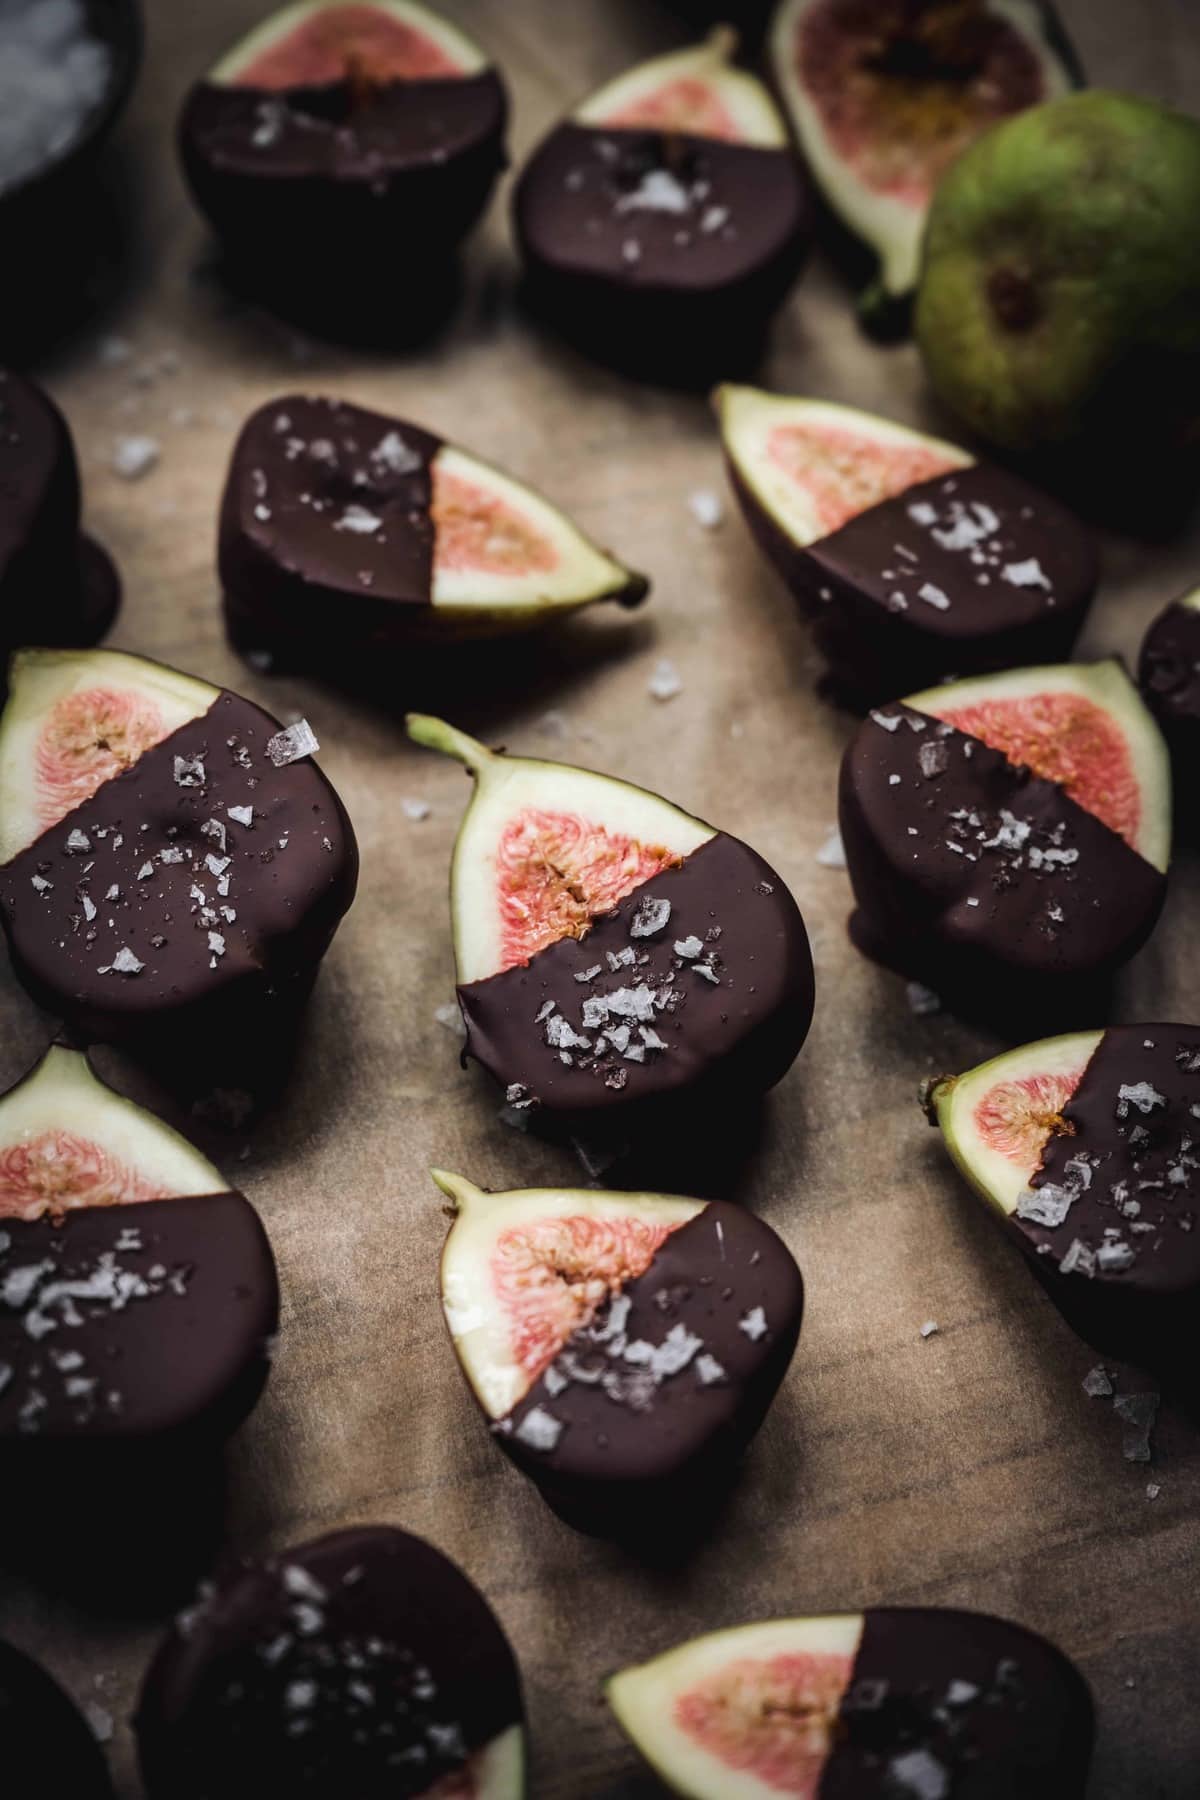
[0,368,119,655]
[0,690,358,1045]
[514,124,809,370]
[1014,1025,1200,1297]
[500,1201,802,1494]
[839,703,1165,991]
[136,1525,523,1800]
[220,396,439,655]
[0,1190,277,1445]
[0,1638,115,1797]
[458,832,814,1115]
[1139,598,1200,780]
[179,70,507,264]
[824,1608,1093,1797]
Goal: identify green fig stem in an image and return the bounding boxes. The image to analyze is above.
[429,1168,485,1212]
[405,714,495,777]
[705,24,740,64]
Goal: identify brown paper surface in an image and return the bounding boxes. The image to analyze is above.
[2,1,1199,1794]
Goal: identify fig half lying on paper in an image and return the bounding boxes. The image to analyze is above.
[437,1169,802,1530]
[407,713,814,1122]
[928,1022,1200,1354]
[221,395,647,670]
[719,384,1096,700]
[0,1044,278,1456]
[608,1607,1093,1797]
[769,0,1079,323]
[0,648,358,1060]
[514,28,811,378]
[839,659,1171,1012]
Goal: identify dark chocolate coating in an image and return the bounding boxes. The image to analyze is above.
[0,1190,277,1450]
[0,1637,115,1798]
[220,395,440,662]
[499,1201,801,1513]
[1139,598,1200,831]
[1001,1026,1200,1359]
[458,832,814,1118]
[730,459,1096,703]
[0,689,358,1050]
[136,1525,524,1800]
[838,703,1165,1006]
[823,1608,1093,1796]
[0,369,120,659]
[179,70,507,272]
[514,123,810,377]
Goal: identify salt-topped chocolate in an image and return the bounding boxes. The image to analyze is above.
[136,1526,526,1800]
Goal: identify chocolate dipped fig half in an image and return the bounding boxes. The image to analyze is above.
[839,659,1171,1012]
[928,1023,1200,1356]
[768,0,1080,323]
[1139,582,1200,832]
[436,1170,802,1528]
[0,1044,278,1454]
[607,1607,1093,1797]
[407,714,814,1121]
[221,394,647,671]
[179,0,507,309]
[718,385,1096,701]
[0,1637,115,1797]
[0,368,120,662]
[513,28,811,380]
[136,1525,525,1800]
[0,648,358,1058]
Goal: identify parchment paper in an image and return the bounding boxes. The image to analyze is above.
[2,2,1199,1794]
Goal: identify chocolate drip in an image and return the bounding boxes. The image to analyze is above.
[136,1526,523,1800]
[500,1200,802,1496]
[458,831,814,1116]
[823,1608,1093,1797]
[0,1190,278,1446]
[220,396,440,657]
[0,689,358,1046]
[839,702,1165,994]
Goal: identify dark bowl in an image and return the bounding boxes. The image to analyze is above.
[0,0,143,220]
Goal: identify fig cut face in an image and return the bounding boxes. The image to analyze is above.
[609,1608,1094,1798]
[0,648,216,865]
[220,397,646,664]
[210,0,487,88]
[719,386,969,547]
[930,1023,1200,1300]
[769,0,1078,299]
[574,27,789,149]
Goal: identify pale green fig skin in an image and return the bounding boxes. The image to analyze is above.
[916,90,1200,453]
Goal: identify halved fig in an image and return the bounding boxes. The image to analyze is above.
[436,1170,802,1525]
[1139,583,1200,832]
[136,1525,525,1800]
[0,647,358,1057]
[718,385,1096,700]
[608,1607,1093,1797]
[0,368,120,661]
[513,29,811,380]
[178,1,508,324]
[0,1044,278,1449]
[768,0,1080,320]
[838,660,1171,1012]
[407,714,814,1118]
[928,1023,1200,1347]
[220,395,647,670]
[0,1639,115,1797]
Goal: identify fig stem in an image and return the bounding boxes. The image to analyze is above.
[705,24,739,64]
[405,714,494,777]
[430,1168,483,1211]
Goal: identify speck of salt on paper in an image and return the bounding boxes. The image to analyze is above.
[919,1320,939,1339]
[648,658,682,702]
[112,435,160,479]
[401,798,431,822]
[687,489,723,529]
[815,828,846,869]
[906,982,941,1016]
